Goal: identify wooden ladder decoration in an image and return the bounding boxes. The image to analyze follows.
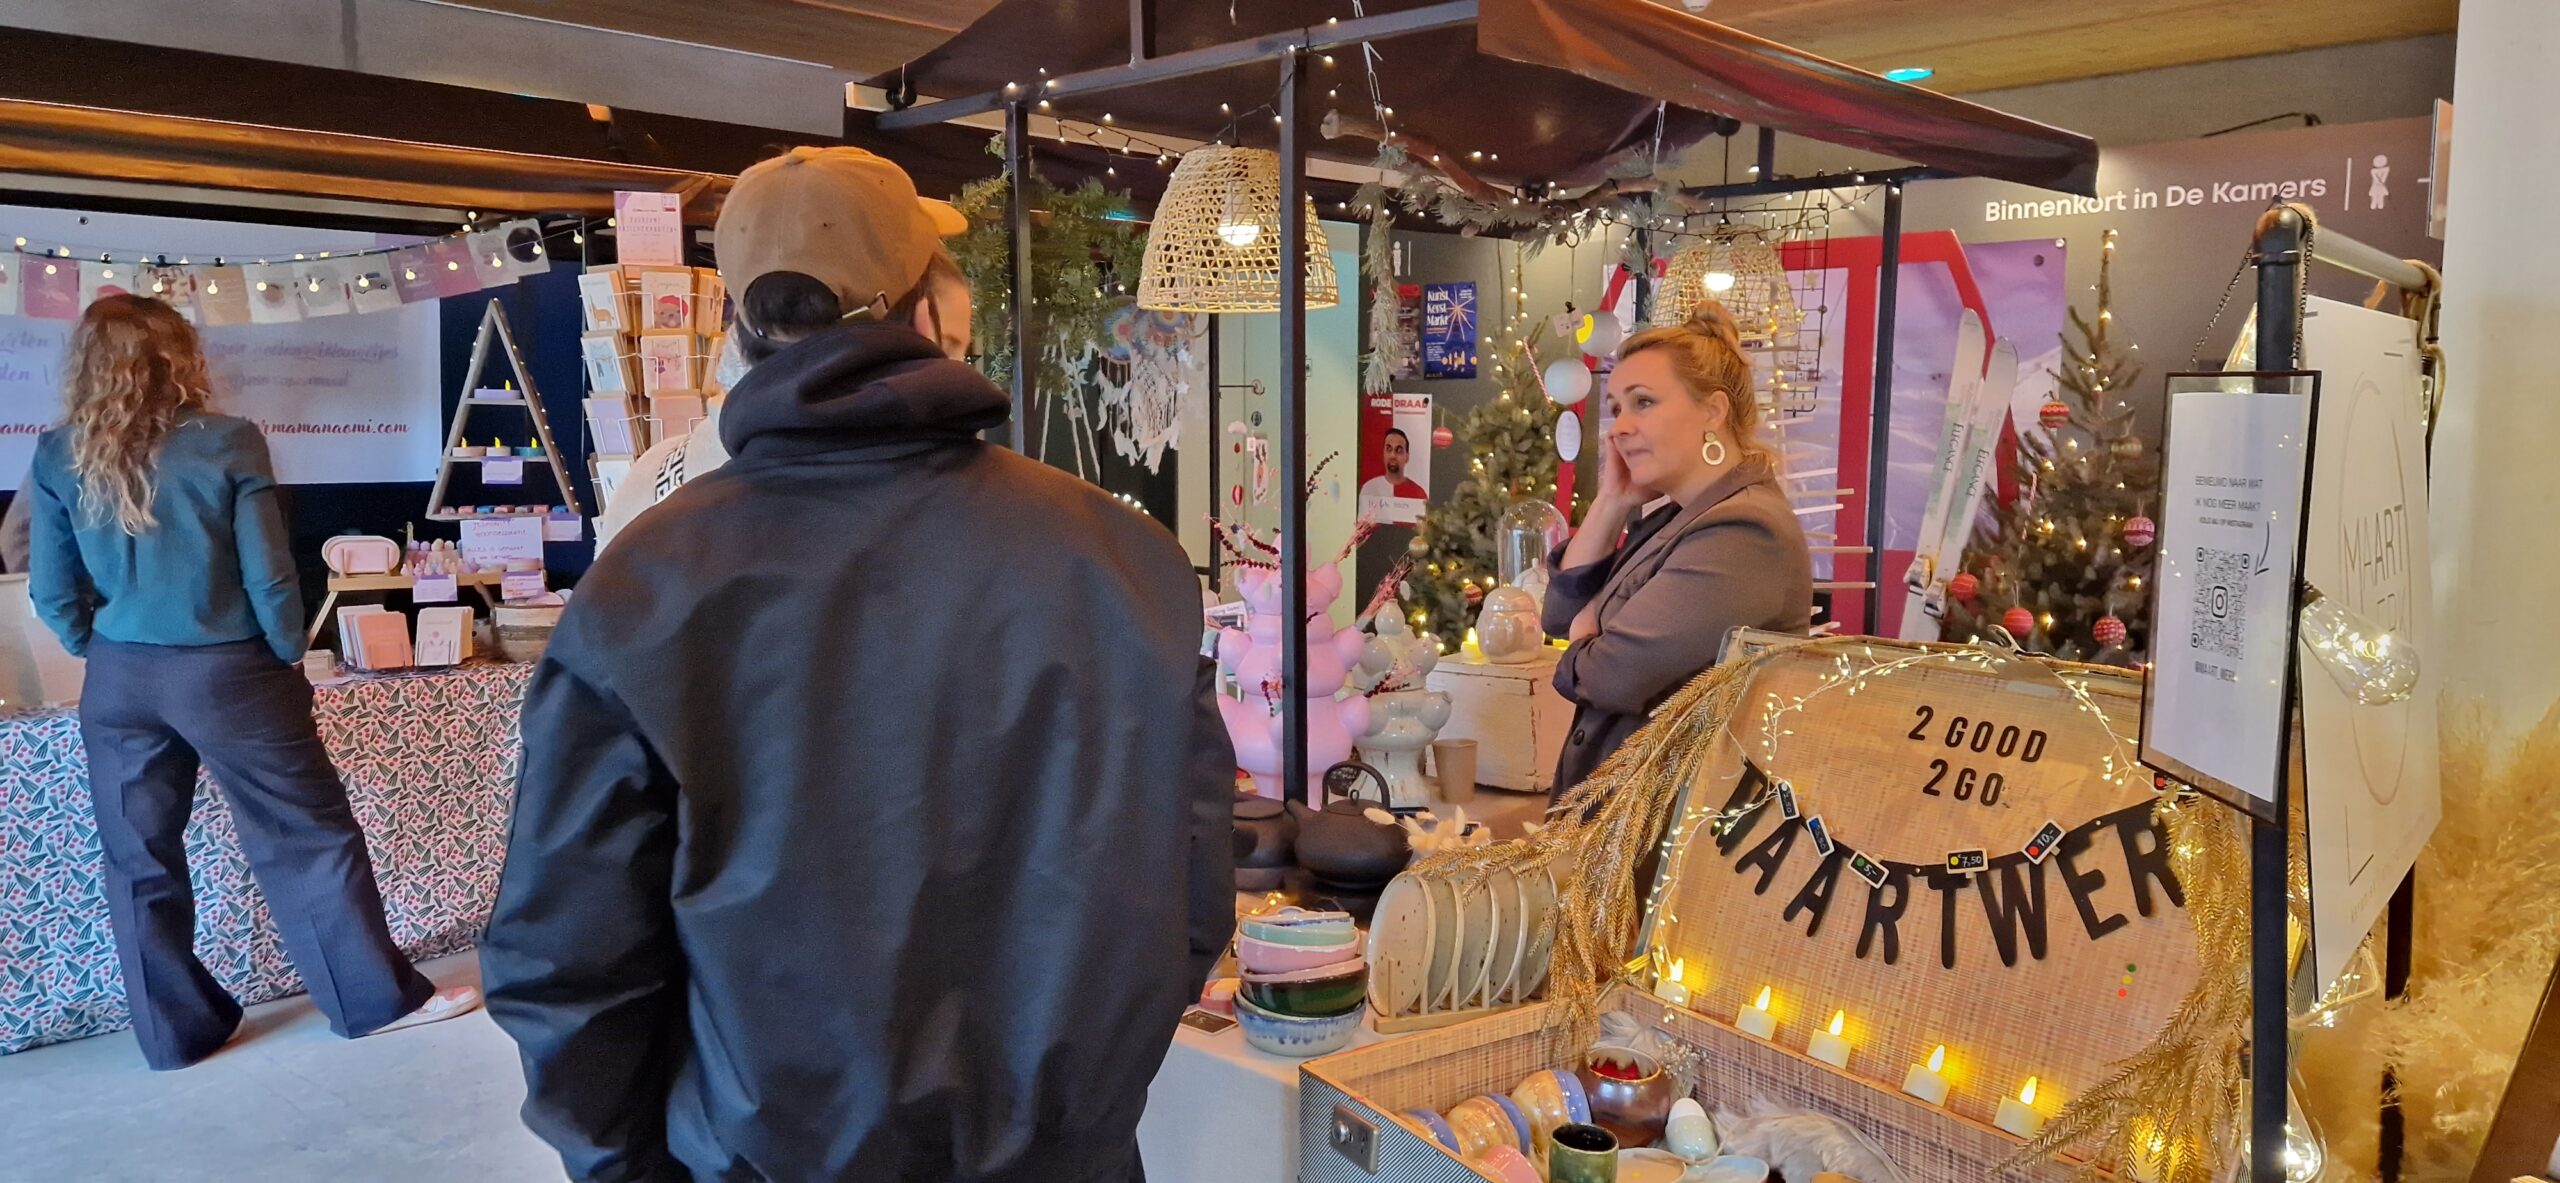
[426,299,584,523]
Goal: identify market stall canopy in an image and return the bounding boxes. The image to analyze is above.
[873,0,2096,195]
[0,99,732,222]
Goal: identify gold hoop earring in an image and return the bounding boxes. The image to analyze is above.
[1700,433,1728,466]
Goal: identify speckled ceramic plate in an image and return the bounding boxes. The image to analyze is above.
[1366,875,1431,1016]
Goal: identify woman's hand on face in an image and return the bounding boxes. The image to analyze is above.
[1568,600,1602,643]
[1594,433,1642,517]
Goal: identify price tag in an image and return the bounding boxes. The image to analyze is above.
[484,457,526,485]
[501,570,548,602]
[413,573,458,604]
[543,514,584,542]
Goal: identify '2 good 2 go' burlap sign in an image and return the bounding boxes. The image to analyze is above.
[1640,634,2210,1131]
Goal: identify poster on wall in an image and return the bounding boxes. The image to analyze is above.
[2298,297,2440,993]
[2139,371,2317,820]
[0,205,447,487]
[1357,390,1431,526]
[1392,283,1422,381]
[1420,282,1476,379]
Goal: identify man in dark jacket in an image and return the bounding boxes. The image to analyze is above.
[480,146,1236,1183]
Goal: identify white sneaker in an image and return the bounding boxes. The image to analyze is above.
[366,985,483,1036]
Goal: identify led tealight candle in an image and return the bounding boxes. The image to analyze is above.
[2125,1124,2169,1183]
[1734,985,1778,1040]
[1652,958,1692,1008]
[1899,1044,1951,1106]
[1462,627,1483,659]
[1805,1010,1852,1069]
[1994,1077,2046,1138]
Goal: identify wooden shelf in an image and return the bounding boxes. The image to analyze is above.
[326,572,505,592]
[441,454,553,466]
[428,509,560,522]
[463,395,528,406]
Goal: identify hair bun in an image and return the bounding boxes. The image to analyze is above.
[1684,300,1744,348]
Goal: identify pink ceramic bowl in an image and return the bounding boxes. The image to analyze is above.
[1237,932,1361,975]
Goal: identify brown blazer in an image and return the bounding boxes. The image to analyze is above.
[1543,457,1813,794]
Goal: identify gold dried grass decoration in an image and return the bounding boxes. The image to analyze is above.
[1137,145,1339,314]
[2002,789,2272,1182]
[1409,642,1777,1062]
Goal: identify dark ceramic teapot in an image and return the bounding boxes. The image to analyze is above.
[1287,798,1412,888]
[1232,796,1297,891]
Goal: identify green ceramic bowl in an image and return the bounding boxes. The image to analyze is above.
[1238,964,1368,1018]
[1241,908,1358,947]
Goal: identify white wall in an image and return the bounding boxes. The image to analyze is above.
[2431,0,2560,719]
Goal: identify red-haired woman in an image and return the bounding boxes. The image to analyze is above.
[27,294,476,1069]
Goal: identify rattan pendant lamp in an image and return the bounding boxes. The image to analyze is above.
[1138,145,1337,313]
[1655,236,1797,342]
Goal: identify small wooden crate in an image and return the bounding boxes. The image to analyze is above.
[1425,651,1574,794]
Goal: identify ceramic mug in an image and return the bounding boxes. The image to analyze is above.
[1547,1122,1619,1183]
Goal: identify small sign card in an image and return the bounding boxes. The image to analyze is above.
[460,517,545,568]
[413,573,458,604]
[501,570,549,602]
[543,513,584,542]
[613,191,685,267]
[483,457,525,485]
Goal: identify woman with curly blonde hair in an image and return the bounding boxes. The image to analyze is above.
[27,295,475,1069]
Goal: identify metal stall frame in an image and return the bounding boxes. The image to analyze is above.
[2246,201,2434,1183]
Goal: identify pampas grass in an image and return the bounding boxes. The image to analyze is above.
[2299,696,2560,1180]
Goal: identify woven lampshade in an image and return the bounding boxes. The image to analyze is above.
[1139,145,1338,314]
[1653,237,1798,342]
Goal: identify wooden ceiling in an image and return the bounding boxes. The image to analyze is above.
[425,0,2454,93]
[427,0,1003,72]
[1692,0,2459,93]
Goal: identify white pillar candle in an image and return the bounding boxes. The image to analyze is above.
[1651,958,1692,1008]
[1805,1010,1852,1069]
[1734,985,1778,1040]
[1994,1077,2046,1138]
[1899,1044,1950,1106]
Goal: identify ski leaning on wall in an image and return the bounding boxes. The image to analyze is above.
[1899,311,2018,641]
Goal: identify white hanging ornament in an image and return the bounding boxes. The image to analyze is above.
[1542,359,1593,406]
[1576,312,1621,359]
[1555,411,1583,462]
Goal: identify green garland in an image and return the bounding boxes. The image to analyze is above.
[945,148,1149,405]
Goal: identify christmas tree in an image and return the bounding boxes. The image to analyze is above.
[1400,327,1564,651]
[1940,229,2158,665]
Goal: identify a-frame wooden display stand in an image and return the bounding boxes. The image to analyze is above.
[426,299,583,522]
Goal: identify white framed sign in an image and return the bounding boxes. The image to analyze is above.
[2139,371,2319,821]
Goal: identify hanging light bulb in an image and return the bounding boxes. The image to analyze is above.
[1704,269,1738,293]
[1216,184,1263,248]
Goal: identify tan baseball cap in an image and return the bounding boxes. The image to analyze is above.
[714,146,968,322]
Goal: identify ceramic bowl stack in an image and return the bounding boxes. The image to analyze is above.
[1233,908,1367,1057]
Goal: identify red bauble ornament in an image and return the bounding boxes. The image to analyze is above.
[2093,615,2129,648]
[1947,571,1980,605]
[2039,401,2072,431]
[1431,425,1455,448]
[2111,436,2143,460]
[2123,515,2157,549]
[2002,606,2038,636]
[1462,582,1484,605]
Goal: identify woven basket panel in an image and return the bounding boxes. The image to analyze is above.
[1303,985,2101,1183]
[1643,639,2198,1147]
[1138,145,1339,314]
[1654,239,1798,340]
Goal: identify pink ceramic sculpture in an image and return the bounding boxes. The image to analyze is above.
[1220,561,1371,800]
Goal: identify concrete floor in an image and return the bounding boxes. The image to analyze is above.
[0,953,564,1183]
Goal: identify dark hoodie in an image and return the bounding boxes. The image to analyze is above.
[481,322,1235,1183]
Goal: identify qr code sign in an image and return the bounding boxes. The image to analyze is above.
[2190,546,2251,658]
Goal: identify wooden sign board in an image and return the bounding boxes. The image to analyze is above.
[1641,634,2216,1135]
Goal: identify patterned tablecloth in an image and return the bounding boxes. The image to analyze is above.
[0,661,532,1055]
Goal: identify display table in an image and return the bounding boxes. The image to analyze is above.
[0,661,532,1055]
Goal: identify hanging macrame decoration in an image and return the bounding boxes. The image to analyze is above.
[1093,305,1207,475]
